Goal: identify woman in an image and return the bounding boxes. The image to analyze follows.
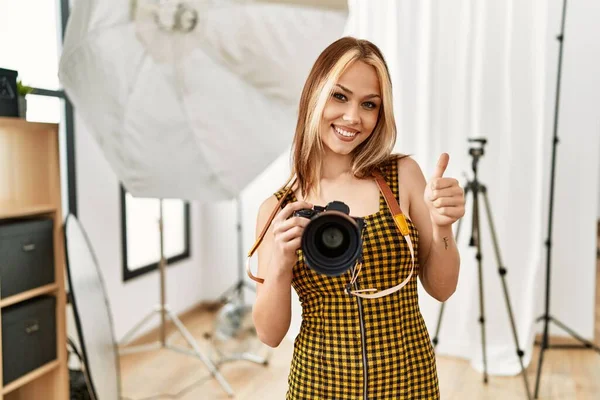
[250,37,464,399]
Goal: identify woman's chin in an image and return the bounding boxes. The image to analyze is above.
[323,142,355,156]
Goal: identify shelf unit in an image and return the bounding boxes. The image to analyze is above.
[0,117,69,399]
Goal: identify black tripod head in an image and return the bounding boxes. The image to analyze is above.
[468,137,487,177]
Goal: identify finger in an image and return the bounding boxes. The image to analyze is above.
[277,201,313,221]
[275,217,309,234]
[431,177,459,190]
[430,186,463,201]
[435,207,464,218]
[432,153,450,179]
[285,237,302,252]
[279,225,304,242]
[432,197,464,208]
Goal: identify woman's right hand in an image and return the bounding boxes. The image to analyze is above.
[270,201,313,273]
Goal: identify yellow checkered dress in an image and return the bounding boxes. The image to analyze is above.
[275,158,439,399]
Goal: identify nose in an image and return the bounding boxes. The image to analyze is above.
[342,104,360,125]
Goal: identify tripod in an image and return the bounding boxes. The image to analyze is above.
[118,199,234,397]
[431,138,531,400]
[533,0,600,398]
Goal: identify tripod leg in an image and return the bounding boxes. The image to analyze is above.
[546,317,600,353]
[472,190,489,384]
[218,280,244,304]
[432,302,445,350]
[534,321,549,399]
[432,185,469,350]
[165,308,235,397]
[481,189,532,400]
[119,307,161,349]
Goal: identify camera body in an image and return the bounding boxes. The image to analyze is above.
[467,137,488,174]
[293,200,346,218]
[293,201,364,277]
[468,137,487,158]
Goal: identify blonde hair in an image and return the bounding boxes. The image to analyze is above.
[286,37,398,199]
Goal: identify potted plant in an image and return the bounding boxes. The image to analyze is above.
[16,80,33,119]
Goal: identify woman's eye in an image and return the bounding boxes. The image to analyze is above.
[333,92,347,101]
[363,101,378,109]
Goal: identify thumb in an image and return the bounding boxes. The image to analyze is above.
[432,153,449,179]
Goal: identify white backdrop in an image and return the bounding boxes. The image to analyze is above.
[340,0,600,375]
[204,0,600,378]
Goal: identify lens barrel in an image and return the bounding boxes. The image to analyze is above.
[301,211,363,276]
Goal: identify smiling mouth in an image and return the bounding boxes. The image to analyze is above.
[332,125,359,138]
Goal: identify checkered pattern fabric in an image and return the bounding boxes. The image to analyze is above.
[276,158,440,399]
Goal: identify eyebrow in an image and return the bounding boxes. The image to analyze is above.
[335,84,381,100]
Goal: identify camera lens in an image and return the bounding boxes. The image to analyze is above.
[321,226,345,249]
[316,224,347,256]
[301,212,362,277]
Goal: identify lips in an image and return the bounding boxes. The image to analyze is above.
[332,125,359,142]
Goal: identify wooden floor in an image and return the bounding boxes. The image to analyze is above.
[120,312,600,400]
[119,229,600,400]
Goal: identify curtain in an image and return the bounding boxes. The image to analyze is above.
[345,0,555,376]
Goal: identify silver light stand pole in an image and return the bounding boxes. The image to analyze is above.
[212,196,271,366]
[118,199,234,397]
[218,197,257,305]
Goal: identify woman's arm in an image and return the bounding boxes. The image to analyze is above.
[252,195,311,347]
[398,155,464,302]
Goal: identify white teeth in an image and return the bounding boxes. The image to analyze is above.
[334,126,357,137]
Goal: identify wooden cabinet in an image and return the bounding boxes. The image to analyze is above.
[0,118,69,399]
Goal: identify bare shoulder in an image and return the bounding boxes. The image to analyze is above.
[396,155,427,185]
[395,155,427,217]
[259,194,279,211]
[257,195,279,221]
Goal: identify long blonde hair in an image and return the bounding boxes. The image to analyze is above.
[287,37,398,199]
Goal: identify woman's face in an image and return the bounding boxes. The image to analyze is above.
[320,60,382,156]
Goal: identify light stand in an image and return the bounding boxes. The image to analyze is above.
[533,0,600,398]
[211,196,271,367]
[118,199,234,397]
[431,138,532,400]
[218,197,256,305]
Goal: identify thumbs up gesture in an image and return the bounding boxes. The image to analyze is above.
[424,153,465,227]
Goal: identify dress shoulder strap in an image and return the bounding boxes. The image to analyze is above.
[274,186,292,205]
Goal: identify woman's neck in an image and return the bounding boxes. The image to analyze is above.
[320,149,353,180]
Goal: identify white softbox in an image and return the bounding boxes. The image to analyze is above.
[59,0,348,201]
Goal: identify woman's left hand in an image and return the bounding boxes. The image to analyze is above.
[424,153,465,227]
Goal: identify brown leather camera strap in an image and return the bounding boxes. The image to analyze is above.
[246,169,415,298]
[246,176,296,284]
[373,170,410,236]
[346,170,415,299]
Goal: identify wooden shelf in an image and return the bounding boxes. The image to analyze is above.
[0,284,59,309]
[0,204,56,220]
[0,119,68,398]
[0,118,58,131]
[1,360,59,395]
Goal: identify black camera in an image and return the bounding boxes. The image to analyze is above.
[468,137,488,173]
[293,201,365,277]
[468,137,487,158]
